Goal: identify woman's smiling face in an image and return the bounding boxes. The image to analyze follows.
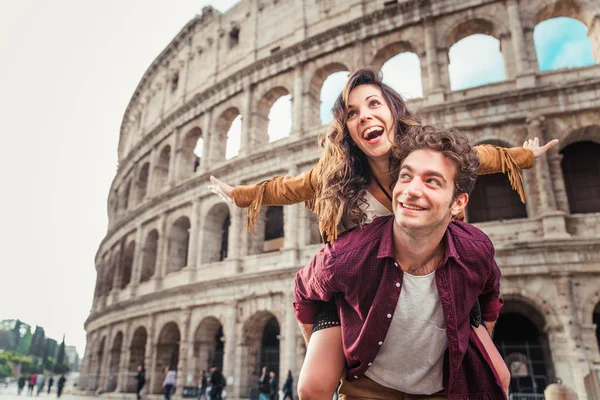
[346,84,395,161]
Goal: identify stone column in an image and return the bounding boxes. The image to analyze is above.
[167,128,181,187]
[200,110,213,173]
[130,224,144,297]
[145,314,157,394]
[589,16,600,63]
[99,326,113,392]
[226,205,243,273]
[153,215,168,290]
[146,146,158,198]
[282,293,298,381]
[507,0,536,88]
[240,83,254,156]
[282,167,300,266]
[187,199,202,280]
[424,18,442,99]
[116,321,132,392]
[547,150,571,214]
[527,116,570,239]
[291,64,305,136]
[223,301,238,384]
[177,307,193,390]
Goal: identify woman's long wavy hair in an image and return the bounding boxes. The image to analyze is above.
[313,68,421,240]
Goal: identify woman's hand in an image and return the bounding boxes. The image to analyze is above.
[208,175,234,204]
[523,137,559,158]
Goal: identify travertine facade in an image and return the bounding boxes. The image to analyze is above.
[80,0,600,398]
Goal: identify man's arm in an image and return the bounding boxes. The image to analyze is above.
[479,239,503,330]
[482,320,496,338]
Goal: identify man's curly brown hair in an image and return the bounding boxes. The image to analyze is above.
[393,125,480,198]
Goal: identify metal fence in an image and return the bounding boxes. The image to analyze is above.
[496,342,550,398]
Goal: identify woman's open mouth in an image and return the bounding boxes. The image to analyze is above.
[363,126,384,141]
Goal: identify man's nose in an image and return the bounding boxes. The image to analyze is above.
[405,179,424,197]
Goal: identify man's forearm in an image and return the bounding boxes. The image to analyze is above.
[483,320,496,338]
[299,322,313,345]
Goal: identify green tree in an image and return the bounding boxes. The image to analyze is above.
[18,325,32,355]
[54,336,70,374]
[11,320,22,351]
[28,326,45,358]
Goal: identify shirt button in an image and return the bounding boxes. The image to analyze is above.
[354,375,358,379]
[394,262,398,267]
[368,362,373,366]
[387,314,392,318]
[378,341,383,345]
[396,282,400,287]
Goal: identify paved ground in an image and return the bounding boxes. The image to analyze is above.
[0,384,91,400]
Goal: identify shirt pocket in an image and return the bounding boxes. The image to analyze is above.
[428,325,447,365]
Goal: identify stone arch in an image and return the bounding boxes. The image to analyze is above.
[240,312,281,398]
[467,139,528,223]
[107,331,123,392]
[442,16,506,48]
[135,162,150,204]
[153,322,181,394]
[558,124,600,150]
[167,216,191,273]
[495,298,555,394]
[127,326,147,392]
[120,241,135,289]
[256,87,292,144]
[140,229,158,282]
[192,317,224,376]
[533,0,600,28]
[214,107,242,161]
[179,126,203,179]
[308,63,350,127]
[371,41,416,70]
[560,139,600,214]
[154,145,171,189]
[201,203,230,264]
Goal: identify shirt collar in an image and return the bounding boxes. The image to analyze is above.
[376,218,460,261]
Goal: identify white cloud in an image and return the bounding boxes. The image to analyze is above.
[448,34,506,90]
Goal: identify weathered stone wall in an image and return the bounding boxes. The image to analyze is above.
[83,0,600,399]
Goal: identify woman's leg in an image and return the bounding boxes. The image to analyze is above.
[297,326,345,400]
[473,325,510,398]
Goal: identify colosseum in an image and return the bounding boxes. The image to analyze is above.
[79,0,600,398]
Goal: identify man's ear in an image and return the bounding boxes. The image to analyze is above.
[450,193,469,217]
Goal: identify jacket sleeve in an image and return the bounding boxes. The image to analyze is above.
[474,145,535,203]
[293,245,336,324]
[479,238,503,322]
[232,163,321,234]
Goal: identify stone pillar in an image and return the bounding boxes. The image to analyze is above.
[177,307,193,390]
[507,0,536,88]
[291,64,305,136]
[589,16,600,63]
[226,205,243,273]
[282,293,298,381]
[282,167,300,266]
[145,314,156,394]
[116,321,132,392]
[547,148,571,214]
[153,215,168,290]
[240,84,254,156]
[130,224,144,297]
[200,110,213,173]
[527,116,570,238]
[187,199,202,280]
[99,326,113,392]
[167,128,181,187]
[550,274,589,399]
[424,18,443,103]
[146,146,158,198]
[223,301,238,384]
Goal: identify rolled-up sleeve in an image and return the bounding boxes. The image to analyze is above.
[479,239,503,322]
[294,246,336,324]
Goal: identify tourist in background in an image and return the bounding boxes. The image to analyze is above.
[36,373,45,396]
[17,375,26,395]
[47,376,54,394]
[197,369,207,400]
[162,366,177,400]
[258,367,270,400]
[28,373,37,395]
[281,370,293,400]
[268,371,278,400]
[135,365,145,400]
[208,365,225,400]
[56,375,66,398]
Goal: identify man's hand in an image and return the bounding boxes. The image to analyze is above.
[523,137,559,158]
[483,320,496,338]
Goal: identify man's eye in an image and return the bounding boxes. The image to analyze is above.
[427,179,441,186]
[400,173,410,179]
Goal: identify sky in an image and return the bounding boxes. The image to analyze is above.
[0,0,595,359]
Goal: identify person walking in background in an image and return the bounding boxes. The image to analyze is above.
[56,375,66,398]
[28,373,37,395]
[258,367,270,400]
[268,371,278,400]
[36,373,45,396]
[18,375,26,395]
[47,377,54,394]
[208,365,225,400]
[197,369,207,400]
[162,366,177,400]
[135,365,145,400]
[281,370,293,400]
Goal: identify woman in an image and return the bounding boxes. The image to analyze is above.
[210,68,557,398]
[162,366,177,400]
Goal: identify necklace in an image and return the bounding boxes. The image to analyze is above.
[373,176,392,202]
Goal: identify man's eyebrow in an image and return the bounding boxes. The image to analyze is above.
[400,164,448,183]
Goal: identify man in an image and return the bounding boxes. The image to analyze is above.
[268,371,278,400]
[258,366,271,400]
[294,126,506,399]
[208,365,225,400]
[47,376,54,394]
[135,365,145,400]
[36,373,45,396]
[197,369,207,400]
[56,375,66,398]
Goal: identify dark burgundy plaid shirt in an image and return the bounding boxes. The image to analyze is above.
[294,216,505,400]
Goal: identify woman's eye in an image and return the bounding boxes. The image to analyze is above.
[370,100,381,107]
[347,110,357,118]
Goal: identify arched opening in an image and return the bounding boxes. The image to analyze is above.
[135,163,150,204]
[268,94,292,143]
[241,312,280,398]
[534,17,596,71]
[167,216,191,273]
[561,141,600,214]
[180,127,203,178]
[127,327,147,393]
[95,337,106,391]
[214,108,241,162]
[594,302,600,355]
[120,241,135,289]
[264,206,284,252]
[467,141,527,223]
[320,71,349,125]
[192,317,224,381]
[226,115,242,160]
[494,300,554,395]
[153,322,180,394]
[107,332,123,392]
[201,204,230,263]
[140,230,158,283]
[155,145,171,189]
[449,34,505,90]
[380,52,423,99]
